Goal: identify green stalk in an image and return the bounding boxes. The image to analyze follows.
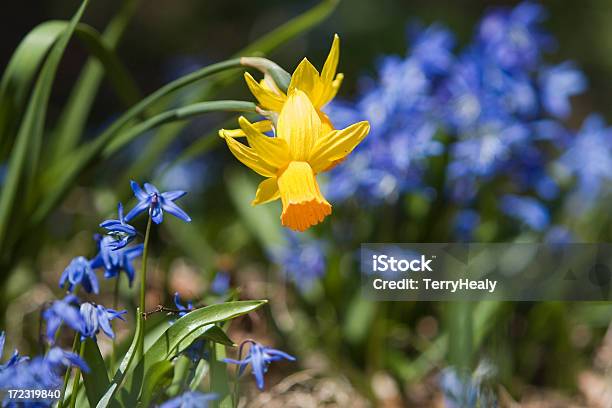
[102,100,256,156]
[111,275,121,369]
[68,340,86,408]
[35,58,243,223]
[138,215,153,361]
[57,333,80,408]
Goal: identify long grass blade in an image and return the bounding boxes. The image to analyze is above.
[0,0,90,253]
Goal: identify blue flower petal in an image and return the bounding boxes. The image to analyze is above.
[161,200,191,222]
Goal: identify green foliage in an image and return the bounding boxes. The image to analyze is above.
[82,339,111,407]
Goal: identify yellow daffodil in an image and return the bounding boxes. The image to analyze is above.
[220,89,369,232]
[238,34,343,135]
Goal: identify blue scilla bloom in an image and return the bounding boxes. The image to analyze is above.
[42,295,85,341]
[174,292,194,317]
[440,363,498,408]
[210,271,230,295]
[270,232,326,291]
[100,203,137,250]
[500,194,550,231]
[59,256,99,294]
[125,181,191,224]
[78,302,126,340]
[160,392,217,408]
[439,368,478,408]
[90,235,143,286]
[453,210,480,241]
[478,1,553,72]
[45,347,89,373]
[559,114,612,198]
[540,62,587,119]
[224,341,295,390]
[545,226,574,244]
[0,349,88,405]
[409,23,455,76]
[448,121,530,183]
[0,332,26,371]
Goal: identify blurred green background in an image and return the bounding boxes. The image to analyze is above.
[1,1,612,406]
[3,0,612,124]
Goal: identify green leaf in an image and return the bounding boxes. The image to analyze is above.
[0,21,65,155]
[139,360,174,408]
[97,307,143,408]
[0,20,138,167]
[51,0,139,159]
[34,58,243,225]
[82,338,111,407]
[225,170,285,249]
[0,0,90,253]
[180,325,236,352]
[119,301,264,407]
[139,301,263,378]
[209,342,232,408]
[102,100,256,157]
[123,0,340,184]
[239,0,340,56]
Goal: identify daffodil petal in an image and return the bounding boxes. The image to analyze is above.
[239,116,290,169]
[318,110,335,134]
[251,177,280,205]
[244,72,285,111]
[319,72,344,107]
[223,134,277,177]
[288,59,321,103]
[219,120,273,138]
[309,121,370,173]
[277,90,322,161]
[321,34,340,86]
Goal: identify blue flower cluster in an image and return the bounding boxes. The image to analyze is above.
[0,331,88,406]
[325,2,611,236]
[0,180,197,404]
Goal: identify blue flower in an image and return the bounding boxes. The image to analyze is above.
[173,292,194,317]
[0,332,27,370]
[500,194,550,231]
[42,295,85,342]
[79,303,126,340]
[100,203,137,250]
[409,23,455,76]
[125,181,191,224]
[210,271,230,295]
[453,210,480,241]
[439,364,497,408]
[270,232,326,291]
[477,1,553,71]
[559,114,612,198]
[45,347,89,373]
[224,341,295,390]
[59,256,99,294]
[159,392,217,408]
[0,347,87,406]
[90,235,143,286]
[540,62,586,118]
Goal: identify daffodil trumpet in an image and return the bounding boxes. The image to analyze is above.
[220,89,369,232]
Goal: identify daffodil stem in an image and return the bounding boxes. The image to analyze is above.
[68,341,86,408]
[58,334,79,408]
[138,214,152,360]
